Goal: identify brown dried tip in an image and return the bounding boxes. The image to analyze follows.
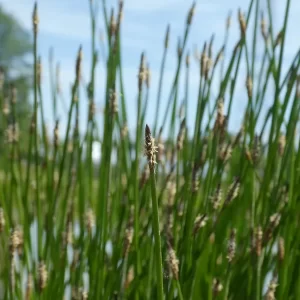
[144,125,158,171]
[32,3,39,34]
[275,30,283,47]
[187,2,196,25]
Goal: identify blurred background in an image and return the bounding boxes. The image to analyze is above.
[0,0,299,158]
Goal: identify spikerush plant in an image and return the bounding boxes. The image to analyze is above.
[0,0,300,299]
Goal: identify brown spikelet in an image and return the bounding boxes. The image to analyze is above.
[193,214,208,236]
[187,2,196,25]
[227,229,236,262]
[213,278,223,297]
[85,208,95,235]
[177,119,186,151]
[25,273,33,300]
[278,237,285,263]
[145,63,151,88]
[123,206,134,256]
[124,266,134,289]
[263,213,281,245]
[0,207,5,233]
[37,56,42,86]
[32,3,39,35]
[200,42,207,78]
[246,75,253,98]
[265,277,278,300]
[75,46,83,81]
[278,134,286,156]
[177,37,182,59]
[238,9,246,37]
[121,123,128,139]
[38,261,48,292]
[166,245,179,280]
[218,143,232,162]
[109,87,118,115]
[260,12,268,41]
[185,52,190,69]
[54,120,59,147]
[255,226,263,257]
[224,177,240,206]
[144,125,158,171]
[164,24,170,49]
[109,8,116,38]
[252,135,261,165]
[211,183,222,210]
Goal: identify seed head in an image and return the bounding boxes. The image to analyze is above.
[226,11,232,30]
[109,88,118,115]
[144,125,158,171]
[227,229,236,262]
[255,226,263,257]
[85,208,95,235]
[138,53,146,91]
[32,3,39,35]
[265,277,278,300]
[246,75,253,98]
[211,183,222,210]
[38,261,48,291]
[166,246,179,280]
[261,12,268,41]
[193,214,208,236]
[187,2,196,25]
[238,9,246,37]
[224,177,240,206]
[213,278,223,297]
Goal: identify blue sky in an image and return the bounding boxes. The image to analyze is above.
[1,0,300,139]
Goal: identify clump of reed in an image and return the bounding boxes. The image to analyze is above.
[0,0,299,299]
